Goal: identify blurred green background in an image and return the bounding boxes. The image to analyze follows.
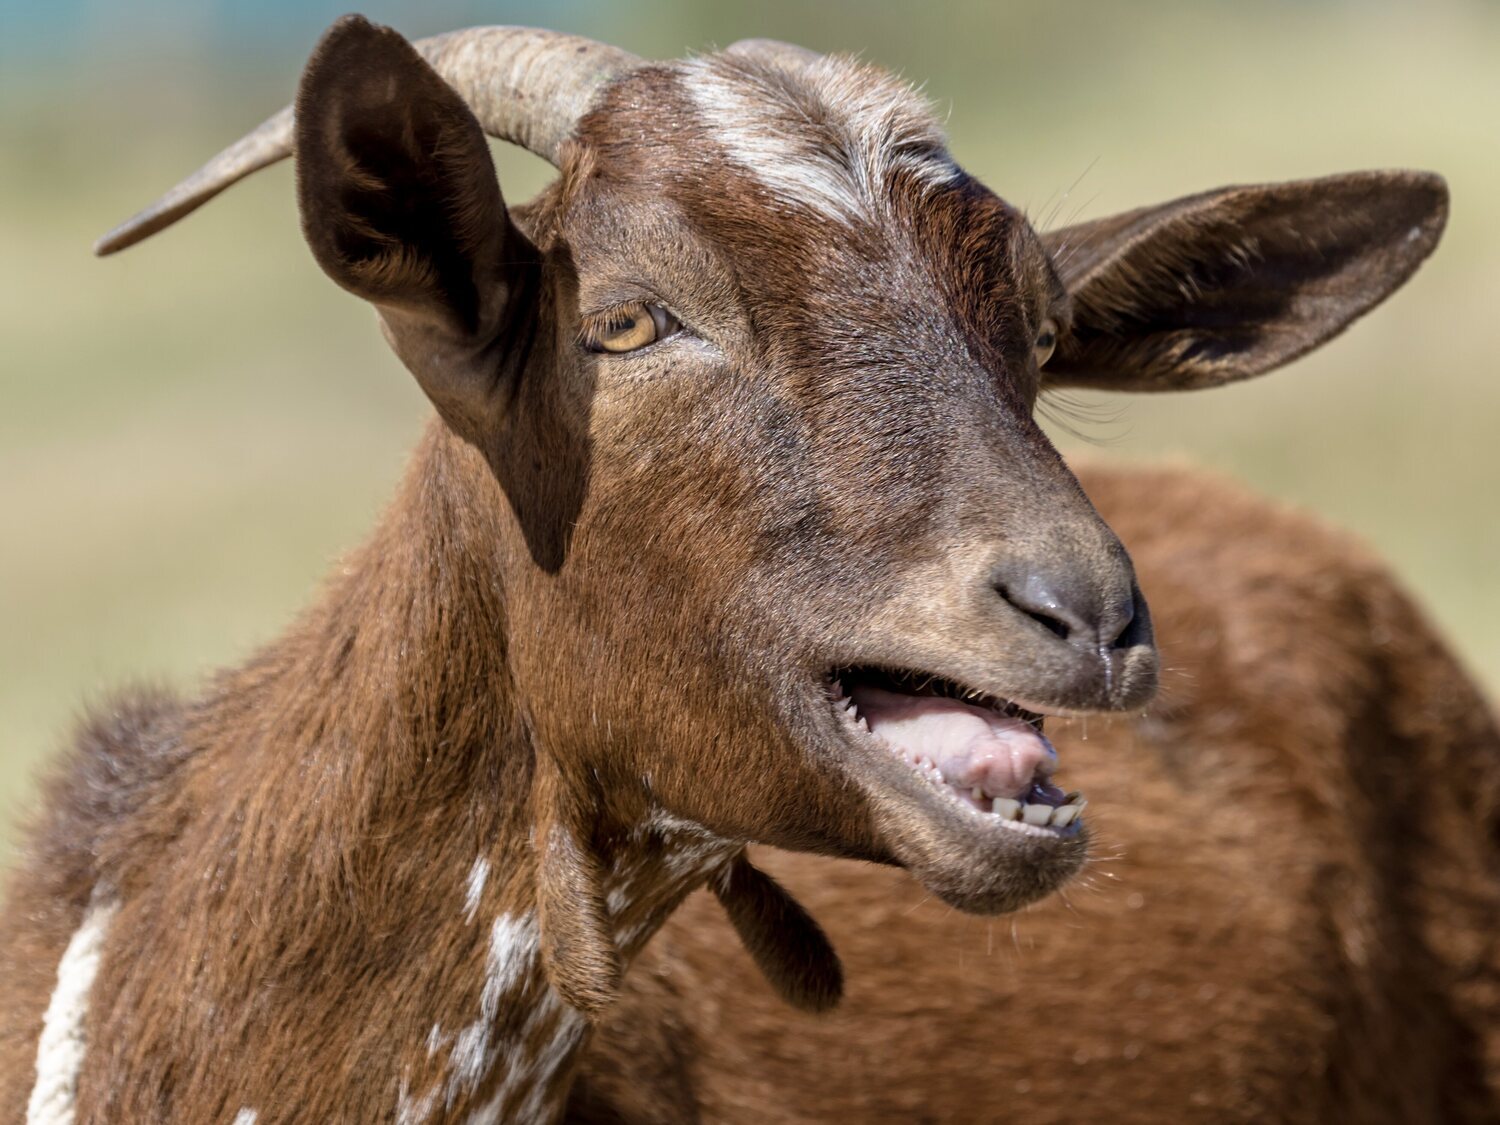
[2,0,1496,864]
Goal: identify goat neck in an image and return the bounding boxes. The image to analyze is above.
[23,427,730,1123]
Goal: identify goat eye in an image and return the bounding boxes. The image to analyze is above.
[585,303,682,354]
[1033,318,1058,368]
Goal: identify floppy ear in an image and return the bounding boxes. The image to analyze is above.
[295,15,541,442]
[1040,170,1448,391]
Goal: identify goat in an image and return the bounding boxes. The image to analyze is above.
[0,15,1457,1124]
[573,463,1500,1124]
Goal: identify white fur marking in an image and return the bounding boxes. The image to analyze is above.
[463,857,489,925]
[683,54,957,224]
[642,808,728,840]
[397,1074,438,1125]
[231,1111,258,1125]
[688,70,864,220]
[26,900,117,1125]
[615,920,653,949]
[459,817,734,1121]
[463,992,586,1125]
[514,1008,587,1123]
[605,884,632,915]
[446,912,539,1106]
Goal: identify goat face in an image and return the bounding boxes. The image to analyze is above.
[106,17,1448,914]
[523,61,1158,909]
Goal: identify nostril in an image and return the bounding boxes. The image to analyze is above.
[992,565,1138,652]
[1100,594,1136,649]
[996,585,1075,641]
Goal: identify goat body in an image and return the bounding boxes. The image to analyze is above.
[0,15,1479,1124]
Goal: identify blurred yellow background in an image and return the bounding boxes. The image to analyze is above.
[2,0,1496,863]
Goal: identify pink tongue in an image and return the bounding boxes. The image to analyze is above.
[850,684,1056,800]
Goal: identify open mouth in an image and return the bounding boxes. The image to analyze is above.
[829,667,1085,836]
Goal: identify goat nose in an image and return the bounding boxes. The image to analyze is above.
[994,563,1137,650]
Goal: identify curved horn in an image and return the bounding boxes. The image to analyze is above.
[95,21,639,257]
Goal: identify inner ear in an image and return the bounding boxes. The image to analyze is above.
[314,94,494,332]
[294,15,541,440]
[1040,170,1448,391]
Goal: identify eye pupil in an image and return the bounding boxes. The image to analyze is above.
[1033,317,1059,369]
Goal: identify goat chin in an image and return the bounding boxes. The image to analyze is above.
[573,463,1500,1125]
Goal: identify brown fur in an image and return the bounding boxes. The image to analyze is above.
[574,464,1500,1124]
[0,16,1464,1124]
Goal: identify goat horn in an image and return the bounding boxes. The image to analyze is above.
[94,23,639,257]
[723,38,823,70]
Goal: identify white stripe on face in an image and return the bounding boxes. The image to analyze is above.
[685,67,866,221]
[27,899,118,1125]
[680,53,958,225]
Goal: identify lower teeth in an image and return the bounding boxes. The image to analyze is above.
[990,796,1085,828]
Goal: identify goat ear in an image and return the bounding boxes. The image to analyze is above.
[294,15,540,443]
[1040,170,1448,391]
[711,851,843,1013]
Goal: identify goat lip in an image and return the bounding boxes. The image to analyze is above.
[825,670,1084,840]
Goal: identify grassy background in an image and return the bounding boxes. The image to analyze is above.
[2,0,1497,864]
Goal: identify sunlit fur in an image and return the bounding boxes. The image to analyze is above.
[681,52,957,223]
[575,465,1500,1124]
[0,14,1463,1124]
